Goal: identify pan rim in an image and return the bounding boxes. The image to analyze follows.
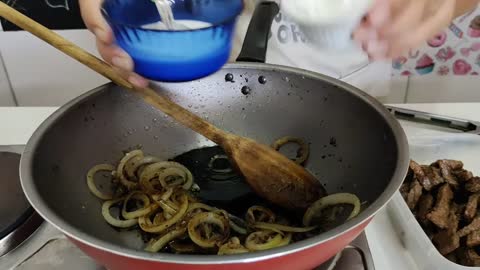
[19,62,409,264]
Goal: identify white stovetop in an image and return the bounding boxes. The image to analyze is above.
[1,103,479,270]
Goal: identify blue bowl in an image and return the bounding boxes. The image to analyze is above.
[101,0,243,82]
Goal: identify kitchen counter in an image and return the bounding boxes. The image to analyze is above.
[1,103,480,270]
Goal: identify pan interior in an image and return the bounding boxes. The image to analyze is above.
[29,65,398,252]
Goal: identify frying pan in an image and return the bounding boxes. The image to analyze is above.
[19,2,409,270]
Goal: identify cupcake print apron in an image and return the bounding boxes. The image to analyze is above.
[393,5,480,76]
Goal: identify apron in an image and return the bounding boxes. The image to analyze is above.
[392,5,480,76]
[231,5,392,98]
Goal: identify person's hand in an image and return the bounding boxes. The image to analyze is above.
[354,0,457,59]
[79,0,149,87]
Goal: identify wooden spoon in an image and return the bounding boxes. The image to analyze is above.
[0,2,326,209]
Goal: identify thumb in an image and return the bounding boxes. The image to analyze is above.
[79,0,113,44]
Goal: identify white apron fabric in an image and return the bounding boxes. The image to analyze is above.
[231,2,392,98]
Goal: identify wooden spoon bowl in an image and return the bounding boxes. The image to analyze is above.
[222,134,326,209]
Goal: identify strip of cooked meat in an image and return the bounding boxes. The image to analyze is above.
[432,160,464,170]
[417,194,434,225]
[438,160,459,187]
[449,206,460,232]
[427,183,453,229]
[465,194,480,221]
[453,169,474,182]
[400,182,410,201]
[445,252,458,263]
[460,249,480,266]
[410,160,424,175]
[423,224,437,241]
[466,177,480,193]
[407,180,423,210]
[409,160,433,190]
[458,217,480,237]
[404,160,480,267]
[432,229,460,255]
[467,231,480,247]
[423,166,445,191]
[452,202,465,216]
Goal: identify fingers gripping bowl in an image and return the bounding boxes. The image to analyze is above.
[101,0,243,82]
[20,63,409,270]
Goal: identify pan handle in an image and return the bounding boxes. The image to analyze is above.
[236,1,279,63]
[385,106,480,134]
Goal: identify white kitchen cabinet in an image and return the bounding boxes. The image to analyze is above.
[0,30,108,106]
[0,53,15,106]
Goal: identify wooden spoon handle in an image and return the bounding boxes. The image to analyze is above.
[0,2,227,143]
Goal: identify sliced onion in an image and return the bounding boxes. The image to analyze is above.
[252,222,316,233]
[162,188,174,201]
[144,228,187,253]
[188,202,216,213]
[187,204,247,235]
[151,188,178,215]
[141,210,165,227]
[157,167,189,188]
[165,200,180,211]
[140,162,193,192]
[272,136,309,165]
[218,237,249,255]
[139,166,164,193]
[203,223,213,239]
[102,198,138,228]
[245,230,291,251]
[246,206,276,224]
[90,149,365,255]
[228,214,248,235]
[152,212,167,225]
[117,150,144,189]
[169,241,200,254]
[277,232,292,247]
[158,201,178,215]
[121,191,157,220]
[176,163,194,190]
[303,193,361,226]
[87,164,115,200]
[125,155,143,179]
[131,156,161,178]
[188,212,230,248]
[139,193,188,233]
[163,211,173,220]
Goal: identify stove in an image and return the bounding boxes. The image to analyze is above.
[0,145,374,270]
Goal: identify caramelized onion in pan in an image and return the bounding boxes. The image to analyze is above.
[87,140,361,254]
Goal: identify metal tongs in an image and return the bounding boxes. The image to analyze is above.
[385,105,480,135]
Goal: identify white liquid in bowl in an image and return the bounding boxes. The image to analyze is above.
[142,20,212,30]
[148,0,212,31]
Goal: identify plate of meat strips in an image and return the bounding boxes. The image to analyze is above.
[389,133,480,269]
